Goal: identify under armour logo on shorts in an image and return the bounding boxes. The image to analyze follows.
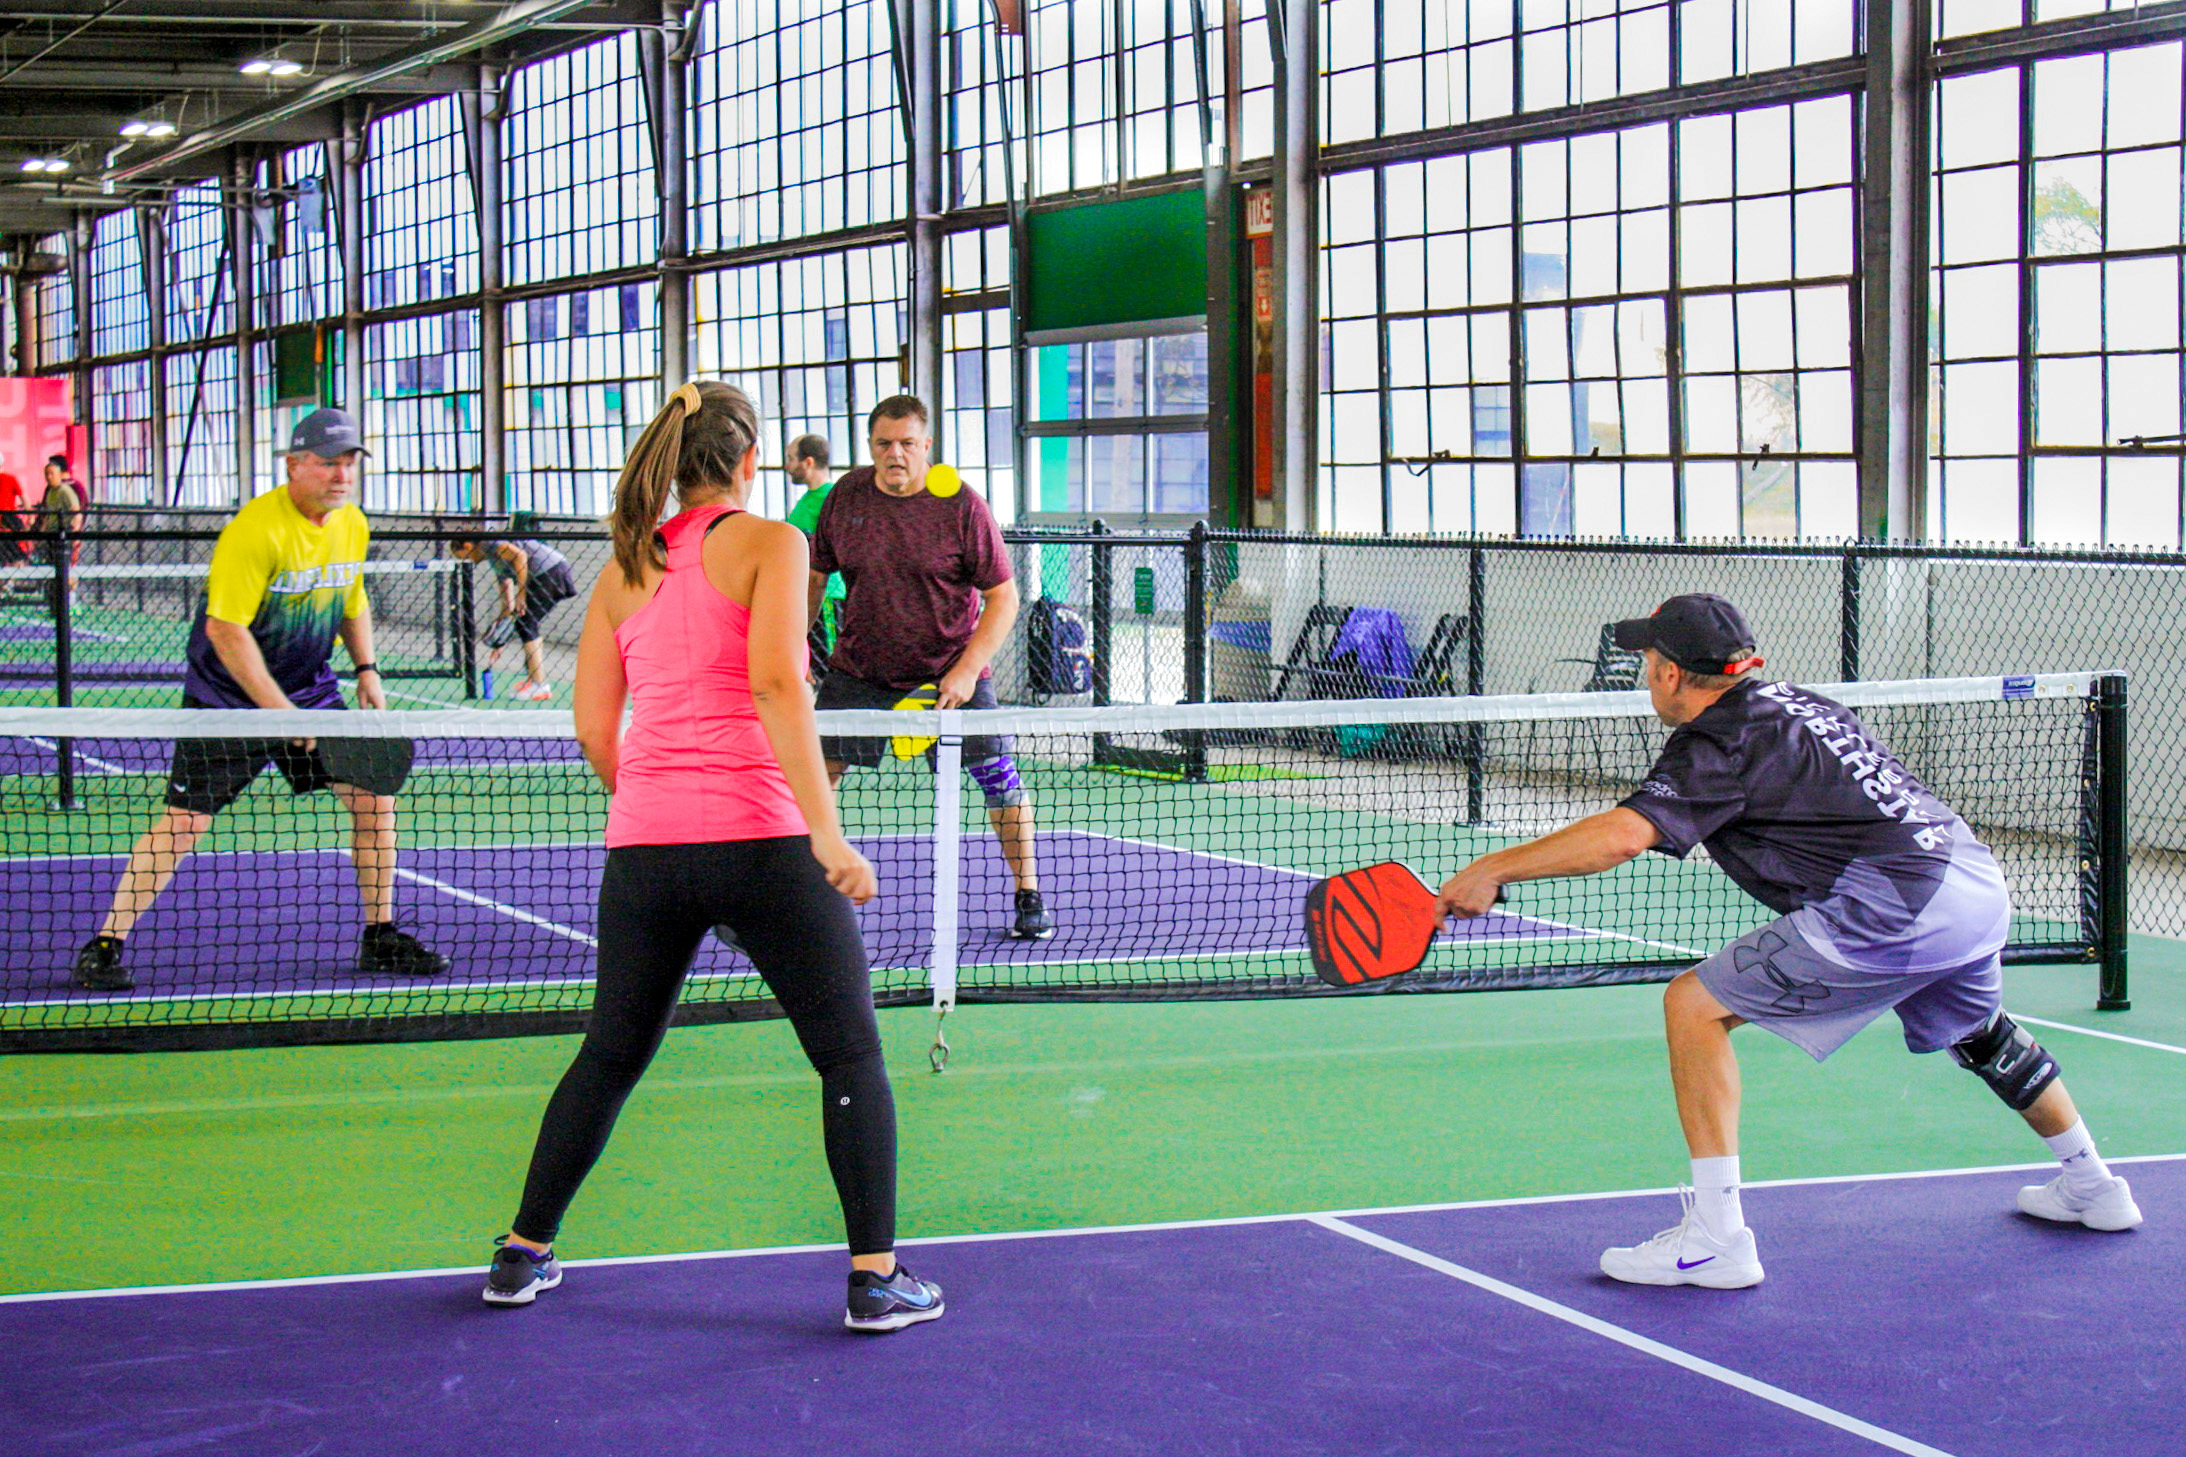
[1732,930,1834,1014]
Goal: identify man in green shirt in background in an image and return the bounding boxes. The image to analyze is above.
[784,432,845,660]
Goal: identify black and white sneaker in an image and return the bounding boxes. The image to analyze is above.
[1010,888,1054,940]
[482,1240,562,1306]
[358,923,449,978]
[844,1266,945,1332]
[72,935,131,991]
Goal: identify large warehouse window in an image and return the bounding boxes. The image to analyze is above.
[505,281,660,516]
[166,346,239,508]
[943,225,1016,520]
[506,34,658,286]
[92,361,155,505]
[257,145,343,329]
[32,231,73,370]
[88,209,149,359]
[692,244,907,521]
[364,311,482,512]
[1322,92,1859,538]
[363,98,481,310]
[1933,39,2186,547]
[165,181,231,344]
[690,0,904,251]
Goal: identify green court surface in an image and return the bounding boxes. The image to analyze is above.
[2,947,2178,1298]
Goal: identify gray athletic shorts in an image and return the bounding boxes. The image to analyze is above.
[1694,914,2003,1062]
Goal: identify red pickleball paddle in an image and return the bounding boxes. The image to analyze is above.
[1304,861,1444,987]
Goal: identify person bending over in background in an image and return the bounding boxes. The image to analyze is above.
[449,535,579,701]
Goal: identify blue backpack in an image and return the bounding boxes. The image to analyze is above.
[1027,596,1094,696]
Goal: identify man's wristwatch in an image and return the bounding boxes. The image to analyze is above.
[353,663,380,676]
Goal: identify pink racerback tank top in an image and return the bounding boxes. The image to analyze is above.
[604,503,809,848]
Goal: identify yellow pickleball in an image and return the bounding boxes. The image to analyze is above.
[890,681,940,759]
[926,462,963,498]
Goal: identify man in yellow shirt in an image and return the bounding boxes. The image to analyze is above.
[72,408,449,990]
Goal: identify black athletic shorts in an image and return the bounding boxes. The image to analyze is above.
[814,669,1013,768]
[163,698,344,816]
[509,563,577,644]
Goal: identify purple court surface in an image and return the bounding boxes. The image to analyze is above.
[5,1159,2179,1457]
[2,832,1574,1004]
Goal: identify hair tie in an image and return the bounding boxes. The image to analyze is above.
[671,382,702,419]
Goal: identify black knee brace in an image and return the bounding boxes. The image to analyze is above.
[1948,1010,2060,1111]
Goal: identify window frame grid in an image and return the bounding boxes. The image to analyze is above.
[504,281,662,517]
[1932,36,2186,548]
[1324,88,1862,540]
[504,33,660,287]
[363,96,483,311]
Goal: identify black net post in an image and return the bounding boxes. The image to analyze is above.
[2096,672,2131,1010]
[1464,544,1486,825]
[1182,520,1209,782]
[1089,519,1113,707]
[457,558,479,699]
[1839,547,1861,682]
[50,528,77,810]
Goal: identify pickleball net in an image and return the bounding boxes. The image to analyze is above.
[0,672,2126,1053]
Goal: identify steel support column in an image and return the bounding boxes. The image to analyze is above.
[11,247,35,376]
[1267,0,1317,532]
[1858,0,1932,541]
[645,1,693,389]
[336,101,367,420]
[466,66,507,517]
[138,205,169,502]
[70,211,90,472]
[903,0,945,409]
[230,151,258,505]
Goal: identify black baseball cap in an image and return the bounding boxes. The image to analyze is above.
[290,407,369,460]
[1612,594,1764,677]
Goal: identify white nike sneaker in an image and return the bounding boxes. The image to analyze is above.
[2017,1173,2143,1231]
[1600,1192,1765,1289]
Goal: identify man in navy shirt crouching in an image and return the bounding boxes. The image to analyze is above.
[1436,594,2141,1289]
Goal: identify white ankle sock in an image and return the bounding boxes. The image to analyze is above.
[1690,1155,1745,1238]
[2041,1119,2113,1194]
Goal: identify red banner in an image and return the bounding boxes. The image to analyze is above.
[0,376,77,508]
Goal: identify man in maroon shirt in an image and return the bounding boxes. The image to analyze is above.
[809,395,1050,940]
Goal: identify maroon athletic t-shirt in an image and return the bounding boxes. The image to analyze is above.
[810,466,1012,688]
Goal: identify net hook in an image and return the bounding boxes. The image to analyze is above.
[928,1004,952,1074]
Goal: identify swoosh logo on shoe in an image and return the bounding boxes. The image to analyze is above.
[1676,1255,1716,1270]
[884,1284,936,1308]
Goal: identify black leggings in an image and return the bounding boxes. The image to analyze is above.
[512,838,896,1254]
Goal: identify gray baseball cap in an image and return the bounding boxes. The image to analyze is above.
[290,407,369,460]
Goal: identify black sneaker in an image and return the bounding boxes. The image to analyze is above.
[72,935,131,991]
[844,1266,945,1333]
[482,1239,562,1307]
[711,922,743,952]
[1010,888,1053,940]
[358,923,449,977]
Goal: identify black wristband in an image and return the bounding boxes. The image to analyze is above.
[353,663,380,676]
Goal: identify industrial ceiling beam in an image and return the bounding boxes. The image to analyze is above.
[0,1,655,24]
[105,0,608,184]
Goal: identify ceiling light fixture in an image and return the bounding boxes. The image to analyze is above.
[241,57,304,77]
[20,158,67,174]
[120,120,177,139]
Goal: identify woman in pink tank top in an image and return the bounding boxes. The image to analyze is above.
[485,382,943,1333]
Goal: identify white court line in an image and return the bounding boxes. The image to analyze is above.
[391,866,596,947]
[14,734,129,775]
[1307,1214,1956,1457]
[6,1152,2178,1306]
[2020,1015,2186,1058]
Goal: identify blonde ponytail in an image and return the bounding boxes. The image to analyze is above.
[608,380,762,587]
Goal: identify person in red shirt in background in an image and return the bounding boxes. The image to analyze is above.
[0,450,27,563]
